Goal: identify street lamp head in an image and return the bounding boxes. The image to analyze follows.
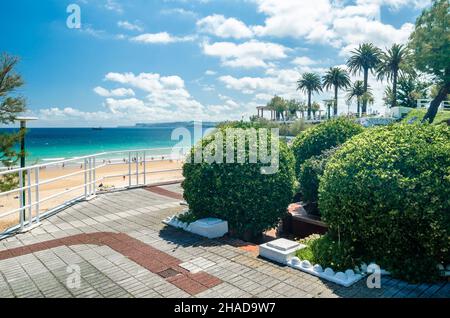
[16,116,38,122]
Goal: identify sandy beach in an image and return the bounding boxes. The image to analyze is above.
[0,159,184,232]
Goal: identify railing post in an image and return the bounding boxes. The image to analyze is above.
[84,158,88,199]
[93,157,96,196]
[27,168,32,227]
[143,151,146,185]
[19,170,24,231]
[135,152,139,186]
[35,167,40,223]
[89,157,93,196]
[128,152,132,187]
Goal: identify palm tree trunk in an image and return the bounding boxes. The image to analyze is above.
[422,82,450,124]
[357,99,360,117]
[307,91,312,120]
[392,70,398,108]
[362,68,369,115]
[334,85,338,116]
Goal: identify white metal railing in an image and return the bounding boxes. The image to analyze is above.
[0,147,189,237]
[417,99,450,110]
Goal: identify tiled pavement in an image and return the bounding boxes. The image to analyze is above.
[0,186,449,298]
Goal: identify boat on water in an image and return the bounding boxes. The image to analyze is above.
[92,127,104,131]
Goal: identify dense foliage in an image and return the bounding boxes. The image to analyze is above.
[296,234,359,272]
[409,0,450,123]
[298,148,337,208]
[291,118,364,177]
[319,124,450,282]
[0,53,26,191]
[182,124,296,240]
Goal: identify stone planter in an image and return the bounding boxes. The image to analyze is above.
[163,215,228,239]
[284,203,327,238]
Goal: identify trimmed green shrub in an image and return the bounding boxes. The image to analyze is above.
[182,125,296,240]
[292,118,364,177]
[298,148,338,206]
[319,123,450,282]
[295,234,359,272]
[309,234,359,272]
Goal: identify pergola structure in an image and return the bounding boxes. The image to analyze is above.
[256,106,277,120]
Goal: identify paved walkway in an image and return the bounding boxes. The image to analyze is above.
[0,186,448,298]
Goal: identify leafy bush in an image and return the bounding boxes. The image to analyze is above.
[182,124,296,240]
[319,123,450,282]
[295,234,359,271]
[291,118,364,176]
[309,234,359,272]
[298,148,338,206]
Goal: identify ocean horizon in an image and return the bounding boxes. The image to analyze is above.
[0,124,216,165]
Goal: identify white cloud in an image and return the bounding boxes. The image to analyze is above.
[117,21,143,32]
[291,56,316,66]
[94,86,135,97]
[104,0,123,13]
[130,32,194,44]
[197,14,254,39]
[250,0,422,55]
[202,40,290,68]
[205,70,217,76]
[160,8,197,18]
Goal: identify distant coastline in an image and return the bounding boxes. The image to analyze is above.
[0,122,217,165]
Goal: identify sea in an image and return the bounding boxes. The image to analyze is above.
[0,123,217,166]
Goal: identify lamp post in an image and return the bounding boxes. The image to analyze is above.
[16,117,37,230]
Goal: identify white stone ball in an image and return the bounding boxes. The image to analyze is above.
[291,257,301,266]
[345,269,355,278]
[335,272,347,281]
[301,260,312,269]
[324,268,335,276]
[313,264,323,273]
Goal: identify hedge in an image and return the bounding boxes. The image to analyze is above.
[319,123,450,282]
[182,124,296,240]
[291,117,364,177]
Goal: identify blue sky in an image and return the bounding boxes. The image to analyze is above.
[1,0,430,127]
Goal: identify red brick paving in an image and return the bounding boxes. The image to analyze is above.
[144,186,184,200]
[0,232,221,295]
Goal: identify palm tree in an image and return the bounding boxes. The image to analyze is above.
[297,73,323,120]
[322,67,351,116]
[347,43,381,115]
[376,44,411,108]
[346,80,369,116]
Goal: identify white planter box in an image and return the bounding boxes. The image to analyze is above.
[259,239,306,265]
[163,215,228,239]
[189,218,228,239]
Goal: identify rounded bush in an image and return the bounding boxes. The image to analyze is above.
[319,124,450,282]
[182,125,296,240]
[299,148,337,207]
[292,118,364,177]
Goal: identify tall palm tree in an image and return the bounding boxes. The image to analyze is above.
[376,44,411,108]
[297,73,323,120]
[347,43,381,115]
[322,67,351,116]
[347,80,373,116]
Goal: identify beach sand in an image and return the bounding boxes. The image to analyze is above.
[0,160,183,232]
